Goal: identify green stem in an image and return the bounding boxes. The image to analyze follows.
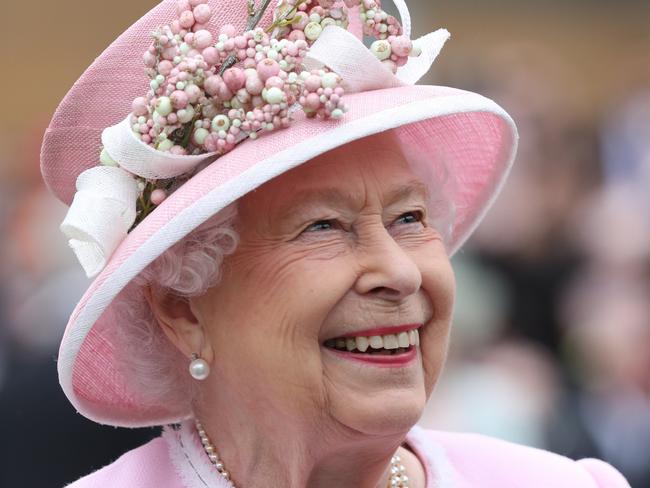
[131,180,157,230]
[266,0,307,33]
[180,111,202,149]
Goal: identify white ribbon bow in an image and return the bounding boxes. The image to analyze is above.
[61,0,449,278]
[60,166,140,277]
[101,118,219,180]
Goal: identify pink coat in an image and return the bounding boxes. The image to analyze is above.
[66,421,631,487]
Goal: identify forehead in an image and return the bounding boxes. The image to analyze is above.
[242,131,422,207]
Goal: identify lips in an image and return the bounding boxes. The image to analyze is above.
[324,329,420,353]
[321,324,421,366]
[323,344,418,366]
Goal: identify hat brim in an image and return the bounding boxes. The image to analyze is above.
[55,84,517,427]
[38,0,519,429]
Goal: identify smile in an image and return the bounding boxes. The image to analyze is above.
[322,326,420,367]
[324,329,420,353]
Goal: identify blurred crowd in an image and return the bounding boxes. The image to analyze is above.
[418,42,650,487]
[1,1,648,487]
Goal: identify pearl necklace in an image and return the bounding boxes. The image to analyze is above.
[195,419,410,487]
[196,420,235,486]
[388,454,410,487]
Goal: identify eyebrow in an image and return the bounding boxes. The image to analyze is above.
[276,179,430,222]
[385,179,430,204]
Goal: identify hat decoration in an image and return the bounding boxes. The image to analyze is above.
[60,0,451,279]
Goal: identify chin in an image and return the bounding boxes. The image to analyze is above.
[335,387,427,437]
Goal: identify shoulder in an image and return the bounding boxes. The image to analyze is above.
[65,437,183,488]
[408,426,630,487]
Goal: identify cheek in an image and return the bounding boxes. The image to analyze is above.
[414,247,455,395]
[423,254,455,322]
[200,244,359,409]
[228,242,357,334]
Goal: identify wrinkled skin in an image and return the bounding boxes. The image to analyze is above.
[150,131,456,488]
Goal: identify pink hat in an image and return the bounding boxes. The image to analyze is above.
[40,0,518,427]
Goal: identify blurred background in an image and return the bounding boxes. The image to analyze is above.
[1,0,649,486]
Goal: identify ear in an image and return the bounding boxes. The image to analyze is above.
[143,285,214,363]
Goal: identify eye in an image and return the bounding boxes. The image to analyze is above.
[394,211,424,225]
[304,219,338,232]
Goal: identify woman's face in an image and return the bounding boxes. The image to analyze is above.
[191,132,455,439]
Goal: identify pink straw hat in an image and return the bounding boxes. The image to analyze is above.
[40,0,518,427]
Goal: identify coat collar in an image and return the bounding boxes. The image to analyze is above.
[164,420,234,488]
[164,420,459,488]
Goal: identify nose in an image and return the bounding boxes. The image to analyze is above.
[354,227,422,301]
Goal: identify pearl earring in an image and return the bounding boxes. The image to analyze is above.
[189,353,210,380]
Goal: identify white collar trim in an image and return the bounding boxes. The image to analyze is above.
[406,424,460,488]
[164,421,234,488]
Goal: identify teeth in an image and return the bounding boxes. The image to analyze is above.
[369,335,383,349]
[383,334,399,349]
[325,329,421,353]
[356,336,369,352]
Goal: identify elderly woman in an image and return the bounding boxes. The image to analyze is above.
[40,0,631,487]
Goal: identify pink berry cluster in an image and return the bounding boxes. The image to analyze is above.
[274,0,415,74]
[276,0,402,43]
[298,70,346,118]
[112,0,414,224]
[344,0,402,39]
[368,33,416,74]
[129,0,348,159]
[272,0,350,43]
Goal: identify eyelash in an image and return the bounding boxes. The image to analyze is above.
[303,211,425,233]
